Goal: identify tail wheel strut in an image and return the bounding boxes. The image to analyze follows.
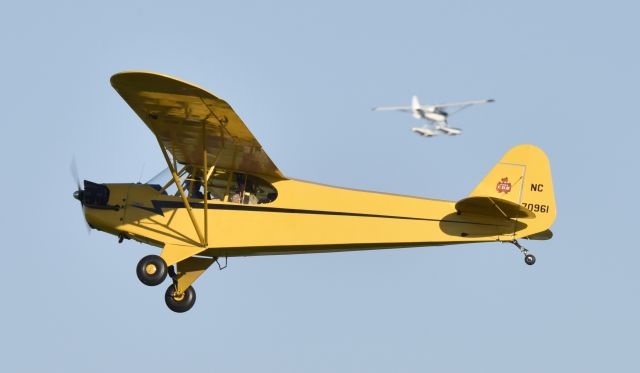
[511,240,536,266]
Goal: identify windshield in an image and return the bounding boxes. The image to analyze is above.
[146,168,172,186]
[146,167,183,196]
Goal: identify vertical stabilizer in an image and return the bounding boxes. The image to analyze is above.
[411,95,420,110]
[411,96,421,119]
[469,144,556,236]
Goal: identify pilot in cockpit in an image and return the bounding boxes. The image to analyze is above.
[187,179,204,199]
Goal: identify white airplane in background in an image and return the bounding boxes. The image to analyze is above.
[373,96,495,137]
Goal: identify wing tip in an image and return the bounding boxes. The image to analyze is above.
[109,71,222,101]
[110,70,167,86]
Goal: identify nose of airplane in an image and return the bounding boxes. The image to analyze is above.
[73,189,84,202]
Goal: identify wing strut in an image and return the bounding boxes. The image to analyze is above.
[156,137,206,247]
[202,121,209,247]
[160,165,186,194]
[202,121,228,247]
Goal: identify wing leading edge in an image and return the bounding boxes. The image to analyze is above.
[427,99,495,110]
[111,71,284,179]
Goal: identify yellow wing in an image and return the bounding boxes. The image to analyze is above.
[111,71,284,179]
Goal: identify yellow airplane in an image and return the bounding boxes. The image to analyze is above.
[73,72,556,313]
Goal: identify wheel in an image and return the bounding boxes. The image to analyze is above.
[165,284,196,313]
[524,254,536,266]
[136,255,168,286]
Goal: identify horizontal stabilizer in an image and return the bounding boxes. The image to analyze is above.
[524,229,553,240]
[455,196,535,219]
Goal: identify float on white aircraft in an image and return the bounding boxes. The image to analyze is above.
[373,96,495,137]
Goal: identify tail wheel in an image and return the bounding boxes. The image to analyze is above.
[136,255,168,286]
[165,285,196,313]
[524,254,536,266]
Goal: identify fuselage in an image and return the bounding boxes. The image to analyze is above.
[83,177,526,258]
[413,108,447,123]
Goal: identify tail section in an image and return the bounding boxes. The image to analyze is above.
[411,96,421,119]
[467,144,556,238]
[411,95,420,110]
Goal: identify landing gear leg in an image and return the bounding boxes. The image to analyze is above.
[511,240,536,265]
[163,257,215,313]
[168,265,177,279]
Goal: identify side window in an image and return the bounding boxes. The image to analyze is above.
[207,171,232,201]
[250,175,278,204]
[206,172,277,204]
[153,168,278,204]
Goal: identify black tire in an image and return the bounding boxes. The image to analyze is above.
[136,255,168,286]
[165,285,196,313]
[524,254,536,266]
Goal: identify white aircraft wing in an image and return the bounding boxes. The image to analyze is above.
[426,99,495,110]
[372,106,412,112]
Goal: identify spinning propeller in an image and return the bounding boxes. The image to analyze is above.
[71,157,91,233]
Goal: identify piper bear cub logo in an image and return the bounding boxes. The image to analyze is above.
[496,177,512,194]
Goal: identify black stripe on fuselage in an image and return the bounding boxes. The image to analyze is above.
[127,200,501,227]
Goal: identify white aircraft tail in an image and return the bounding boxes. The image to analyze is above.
[411,96,421,119]
[411,96,420,110]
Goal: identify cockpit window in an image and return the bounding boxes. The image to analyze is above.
[147,167,277,204]
[207,170,277,204]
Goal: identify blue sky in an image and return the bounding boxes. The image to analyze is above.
[1,1,639,372]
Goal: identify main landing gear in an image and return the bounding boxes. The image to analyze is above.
[510,240,536,265]
[136,255,168,285]
[165,284,196,313]
[164,261,197,313]
[136,254,209,313]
